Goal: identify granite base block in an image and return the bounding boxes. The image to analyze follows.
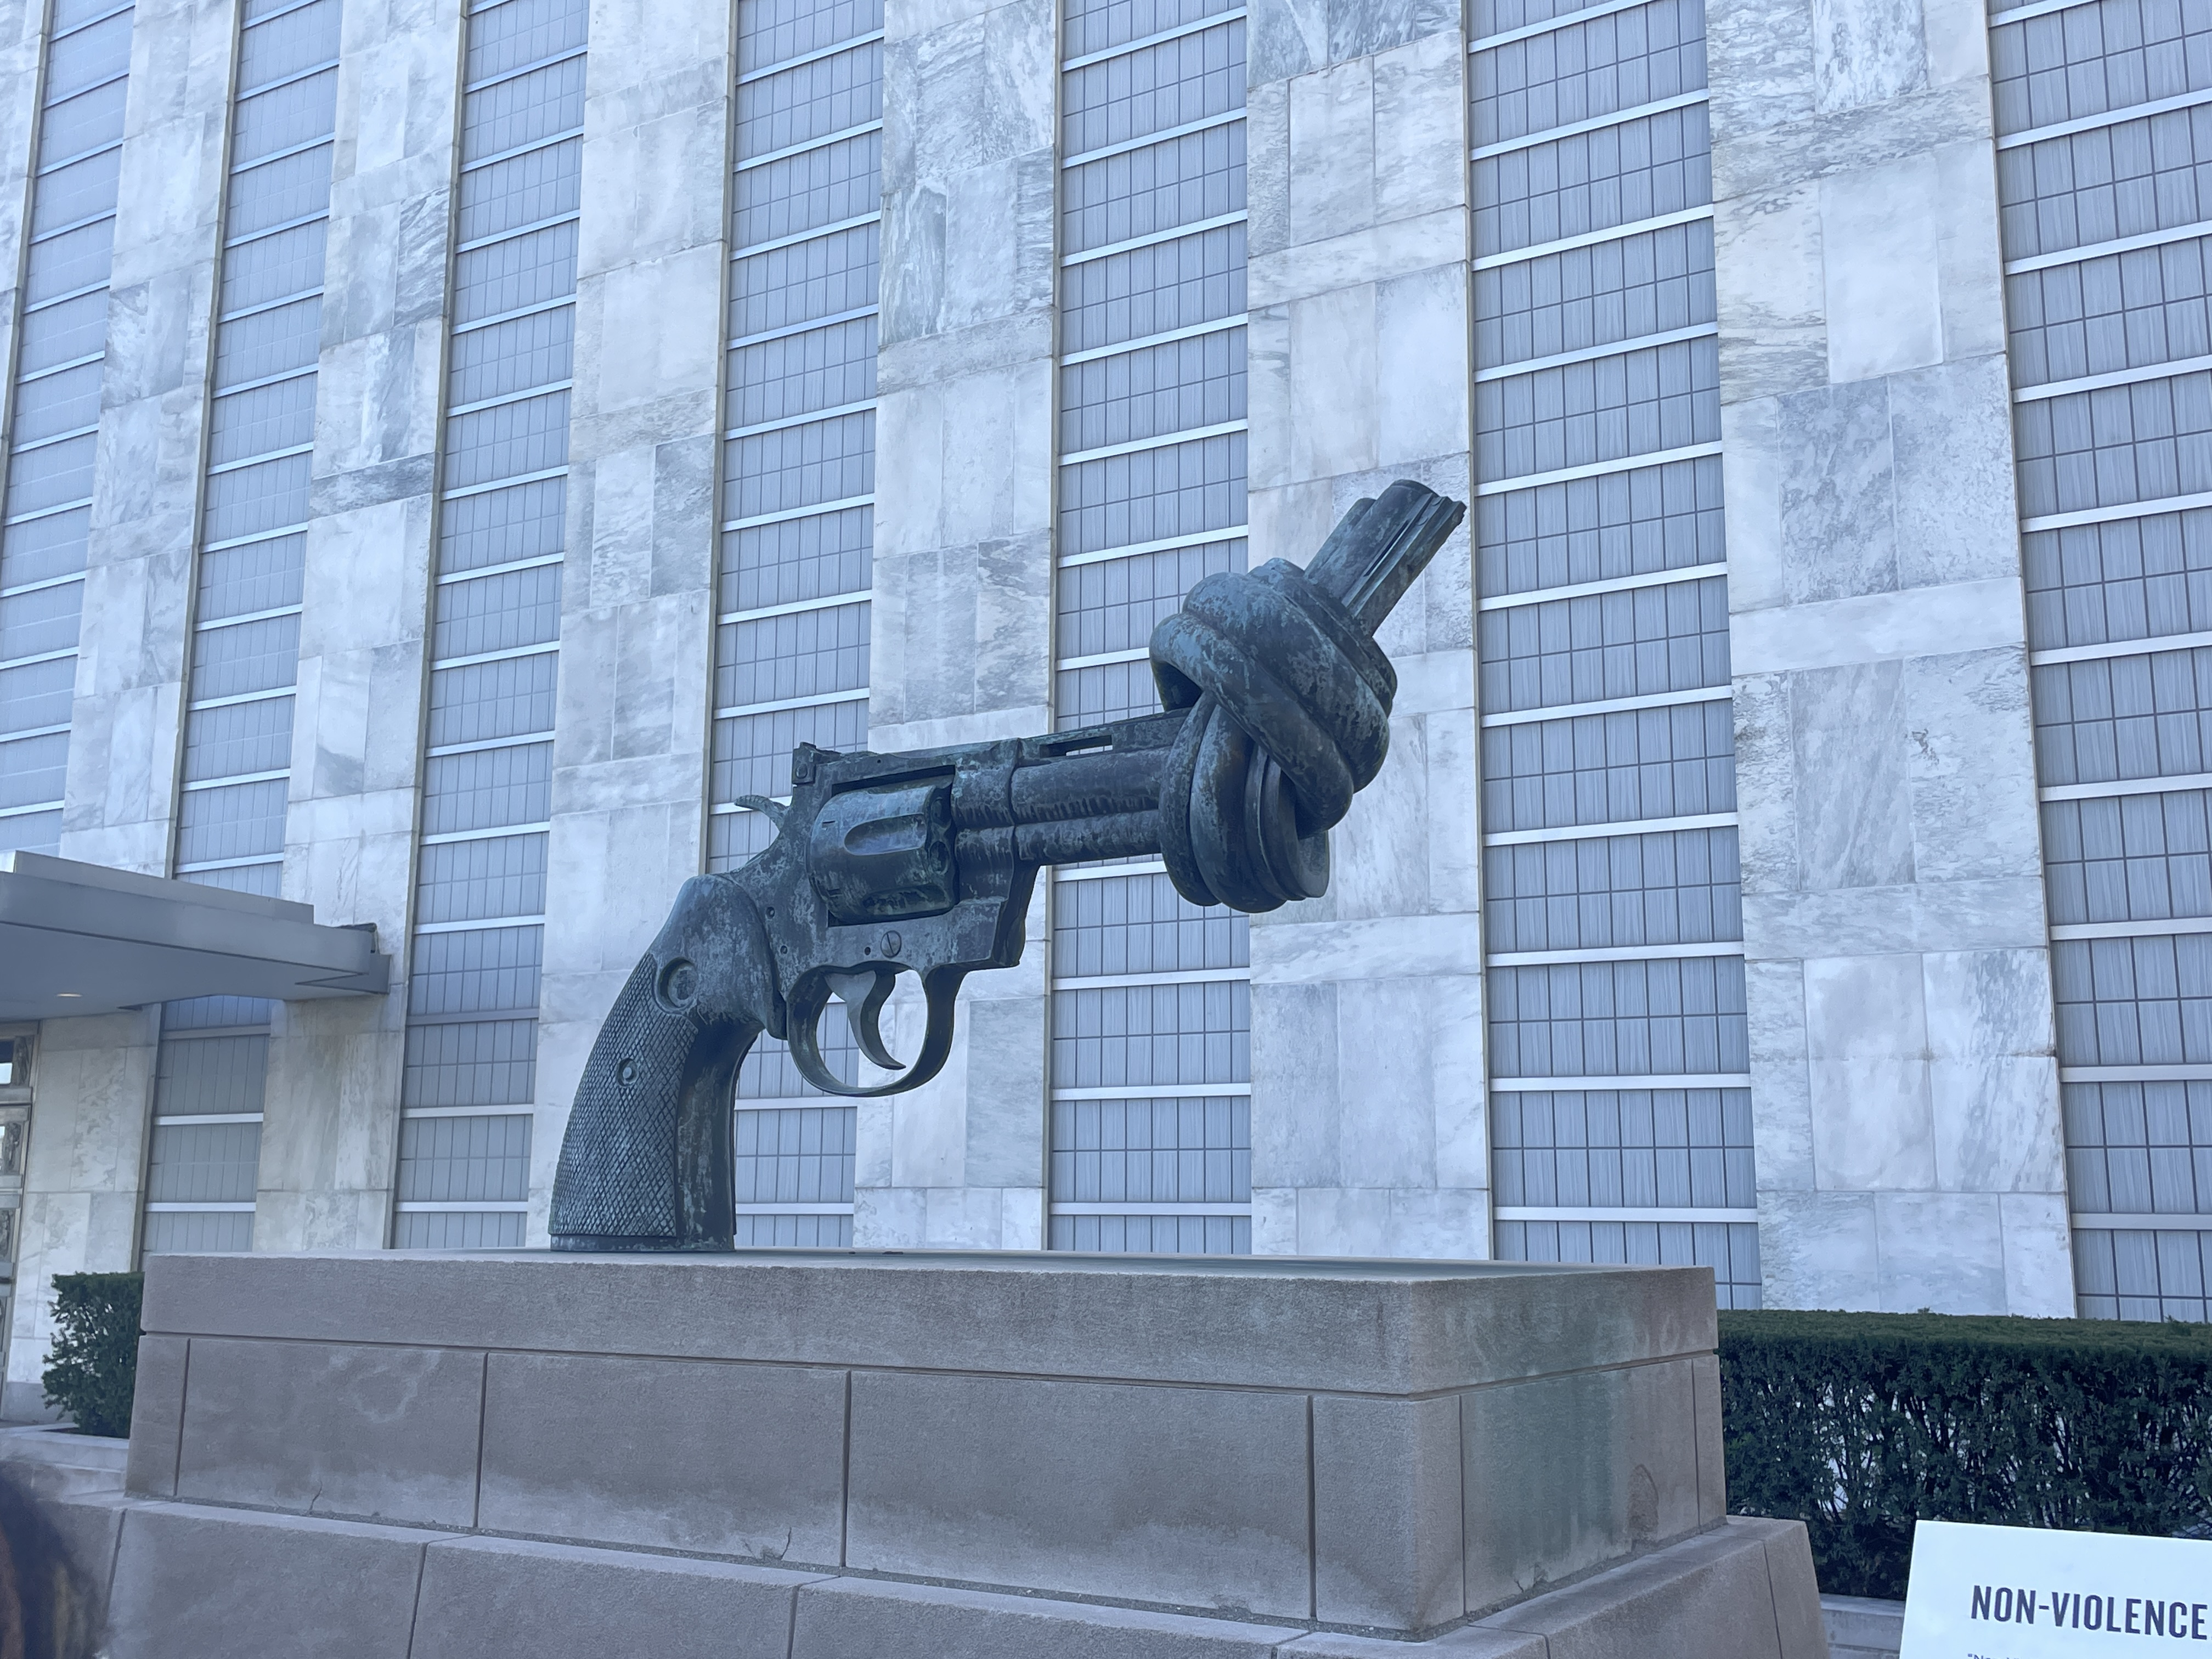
[0,1250,1827,1655]
[1822,1594,1905,1658]
[12,1488,1826,1658]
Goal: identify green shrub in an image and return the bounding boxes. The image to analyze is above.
[40,1272,142,1439]
[1718,1310,2212,1600]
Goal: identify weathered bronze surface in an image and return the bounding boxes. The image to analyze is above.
[549,478,1466,1250]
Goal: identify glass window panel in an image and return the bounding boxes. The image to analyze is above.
[7,363,101,449]
[415,832,549,924]
[222,144,335,241]
[1058,325,1245,454]
[396,1113,531,1201]
[730,222,878,341]
[448,306,574,409]
[1062,223,1245,356]
[407,924,544,1019]
[1476,218,1716,371]
[230,71,340,166]
[714,601,868,709]
[1990,0,2212,138]
[432,564,562,663]
[1485,826,1743,952]
[207,374,316,467]
[219,221,328,317]
[392,1209,528,1248]
[402,1018,538,1108]
[36,76,127,167]
[426,652,560,747]
[1060,123,1245,257]
[738,0,883,79]
[176,777,290,866]
[735,38,881,157]
[734,1105,857,1201]
[213,297,323,391]
[421,742,553,836]
[438,477,567,575]
[0,731,70,811]
[29,144,121,236]
[456,135,583,244]
[453,222,577,326]
[44,13,133,104]
[0,579,84,667]
[1,656,81,736]
[709,697,867,805]
[24,220,116,309]
[0,507,92,591]
[236,0,342,92]
[1478,574,1731,713]
[182,695,294,782]
[720,505,872,612]
[1474,104,1712,260]
[146,1121,264,1204]
[191,613,302,702]
[1486,955,1748,1079]
[196,533,307,623]
[466,0,588,86]
[726,314,877,429]
[143,1211,255,1253]
[1049,980,1250,1090]
[461,53,585,163]
[1062,19,1243,156]
[201,452,312,543]
[1479,698,1737,832]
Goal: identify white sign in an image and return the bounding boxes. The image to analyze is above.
[1901,1520,2212,1657]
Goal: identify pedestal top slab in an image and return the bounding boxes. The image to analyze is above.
[141,1249,1715,1396]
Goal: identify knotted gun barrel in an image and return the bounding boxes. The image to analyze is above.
[549,479,1464,1250]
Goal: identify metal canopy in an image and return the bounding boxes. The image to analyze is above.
[0,851,390,1022]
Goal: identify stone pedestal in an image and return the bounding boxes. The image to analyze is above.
[42,1250,1821,1655]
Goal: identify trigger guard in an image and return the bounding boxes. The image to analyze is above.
[787,970,962,1098]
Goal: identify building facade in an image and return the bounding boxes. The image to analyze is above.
[2,0,2209,1407]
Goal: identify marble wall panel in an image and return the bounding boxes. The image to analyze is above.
[1712,0,2070,1312]
[263,0,466,1252]
[60,0,233,874]
[533,0,731,1236]
[0,0,37,388]
[860,0,1056,1244]
[6,1011,157,1415]
[1244,9,1480,1254]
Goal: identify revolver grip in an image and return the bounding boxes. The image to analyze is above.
[550,873,778,1251]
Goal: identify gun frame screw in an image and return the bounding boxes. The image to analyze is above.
[882,930,902,957]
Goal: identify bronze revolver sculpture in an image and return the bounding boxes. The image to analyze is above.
[550,479,1466,1250]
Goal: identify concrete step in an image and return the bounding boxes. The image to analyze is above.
[0,1424,128,1499]
[1824,1593,1905,1658]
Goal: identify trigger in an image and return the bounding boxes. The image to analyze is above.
[827,968,901,1071]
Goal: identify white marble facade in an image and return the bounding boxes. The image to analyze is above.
[14,0,2157,1392]
[1709,0,2073,1313]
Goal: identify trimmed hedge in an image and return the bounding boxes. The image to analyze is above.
[1718,1310,2212,1600]
[40,1272,142,1439]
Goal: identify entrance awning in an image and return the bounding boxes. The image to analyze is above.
[0,851,390,1021]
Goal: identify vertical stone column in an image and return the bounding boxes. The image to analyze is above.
[257,0,461,1251]
[532,0,731,1239]
[0,0,35,383]
[3,1009,157,1416]
[1711,0,2071,1311]
[58,0,231,877]
[861,0,1057,1248]
[1241,3,1486,1256]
